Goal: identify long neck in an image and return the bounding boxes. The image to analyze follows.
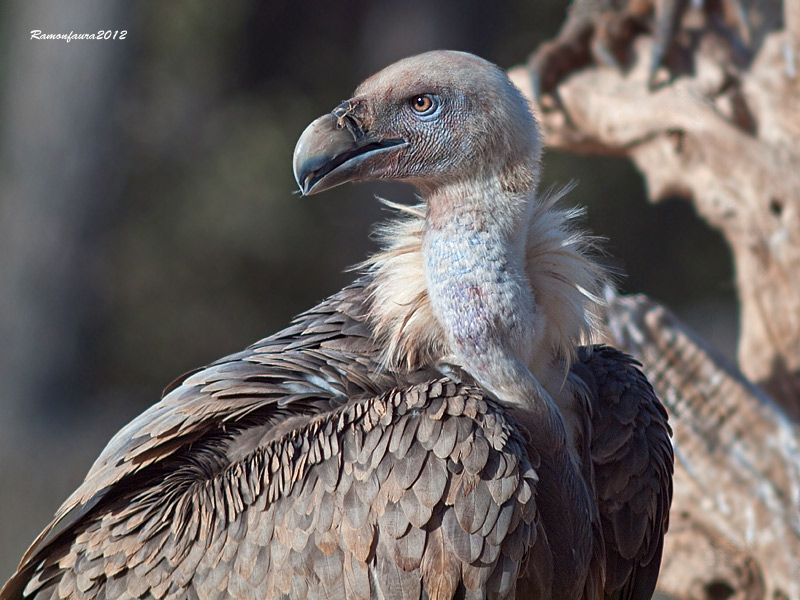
[362,179,606,450]
[422,178,567,445]
[423,180,534,388]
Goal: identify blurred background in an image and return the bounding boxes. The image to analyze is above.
[0,0,736,581]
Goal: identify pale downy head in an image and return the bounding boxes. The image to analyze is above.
[293,50,542,198]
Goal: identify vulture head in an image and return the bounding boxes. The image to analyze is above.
[293,50,604,429]
[293,50,542,198]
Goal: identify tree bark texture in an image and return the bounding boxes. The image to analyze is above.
[509,2,800,418]
[601,293,800,599]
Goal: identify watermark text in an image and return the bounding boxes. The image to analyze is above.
[30,30,127,42]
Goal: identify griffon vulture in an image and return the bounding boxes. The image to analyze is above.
[1,50,673,600]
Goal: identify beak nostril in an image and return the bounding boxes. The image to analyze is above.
[333,100,368,140]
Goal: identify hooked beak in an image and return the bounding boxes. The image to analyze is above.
[293,110,407,195]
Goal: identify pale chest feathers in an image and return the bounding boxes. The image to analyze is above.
[362,194,606,403]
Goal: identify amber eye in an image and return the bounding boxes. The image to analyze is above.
[409,94,438,117]
[411,95,432,112]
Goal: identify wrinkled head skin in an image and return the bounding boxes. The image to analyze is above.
[293,50,542,197]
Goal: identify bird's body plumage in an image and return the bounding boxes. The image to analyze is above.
[2,51,672,600]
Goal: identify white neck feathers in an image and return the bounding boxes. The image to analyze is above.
[360,186,607,394]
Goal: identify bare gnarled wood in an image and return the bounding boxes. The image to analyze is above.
[601,292,800,600]
[510,16,800,417]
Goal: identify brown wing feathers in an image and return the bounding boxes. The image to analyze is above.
[3,288,671,600]
[16,377,543,600]
[1,250,673,600]
[575,345,674,600]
